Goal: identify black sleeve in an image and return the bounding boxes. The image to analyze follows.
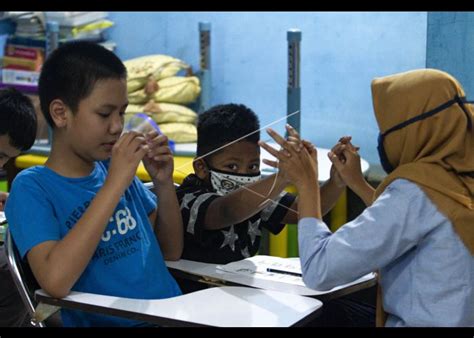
[259,192,297,234]
[179,189,220,242]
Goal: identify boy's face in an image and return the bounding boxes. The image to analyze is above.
[195,141,260,180]
[66,78,128,161]
[0,134,21,169]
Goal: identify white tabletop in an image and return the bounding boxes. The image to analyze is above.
[166,257,376,298]
[175,143,369,182]
[36,286,322,327]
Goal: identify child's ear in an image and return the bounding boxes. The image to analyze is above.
[193,158,209,180]
[49,99,69,128]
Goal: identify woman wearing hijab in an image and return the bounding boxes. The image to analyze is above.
[259,68,474,327]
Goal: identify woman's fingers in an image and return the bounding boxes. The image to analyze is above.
[338,136,352,143]
[338,135,361,152]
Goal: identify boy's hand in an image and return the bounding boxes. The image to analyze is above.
[108,131,149,190]
[259,127,318,189]
[286,124,317,165]
[142,130,174,184]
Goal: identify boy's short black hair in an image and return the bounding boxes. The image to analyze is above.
[0,87,37,151]
[39,40,127,127]
[197,103,260,157]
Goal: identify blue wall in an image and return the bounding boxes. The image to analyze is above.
[109,12,427,164]
[0,12,428,164]
[426,12,474,97]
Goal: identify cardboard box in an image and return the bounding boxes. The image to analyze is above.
[1,68,40,86]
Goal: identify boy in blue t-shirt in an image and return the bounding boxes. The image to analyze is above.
[5,41,182,327]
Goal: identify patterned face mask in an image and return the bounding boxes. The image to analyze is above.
[208,167,261,196]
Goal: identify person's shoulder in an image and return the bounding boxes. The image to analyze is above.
[177,174,209,194]
[386,178,424,196]
[384,178,434,214]
[13,165,49,183]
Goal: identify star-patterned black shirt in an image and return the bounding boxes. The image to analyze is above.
[176,174,296,264]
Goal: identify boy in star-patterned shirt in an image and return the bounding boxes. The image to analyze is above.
[176,104,348,264]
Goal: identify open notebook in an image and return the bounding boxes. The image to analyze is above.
[166,255,377,297]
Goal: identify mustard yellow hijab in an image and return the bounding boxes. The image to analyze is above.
[370,68,474,326]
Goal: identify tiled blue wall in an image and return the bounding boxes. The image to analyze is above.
[109,12,427,164]
[1,12,428,164]
[426,12,474,97]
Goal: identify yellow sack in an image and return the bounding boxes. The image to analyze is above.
[124,55,190,93]
[124,102,197,124]
[124,103,145,114]
[127,88,150,104]
[158,122,197,143]
[145,102,197,124]
[128,76,201,105]
[154,76,201,104]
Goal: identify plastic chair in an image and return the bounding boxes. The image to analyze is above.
[5,229,61,327]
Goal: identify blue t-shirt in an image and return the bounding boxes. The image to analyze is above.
[5,161,182,327]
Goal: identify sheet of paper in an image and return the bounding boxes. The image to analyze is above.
[216,255,306,286]
[167,257,377,296]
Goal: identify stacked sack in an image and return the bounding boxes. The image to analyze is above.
[124,55,200,143]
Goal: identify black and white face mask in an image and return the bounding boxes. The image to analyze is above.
[208,167,261,196]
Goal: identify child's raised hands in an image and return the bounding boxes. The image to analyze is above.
[259,126,318,190]
[142,130,174,184]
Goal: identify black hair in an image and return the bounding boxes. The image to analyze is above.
[0,87,37,151]
[197,103,260,157]
[38,40,127,127]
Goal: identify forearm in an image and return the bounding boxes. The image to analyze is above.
[348,178,375,206]
[32,179,125,297]
[320,178,345,216]
[297,185,321,220]
[154,179,183,260]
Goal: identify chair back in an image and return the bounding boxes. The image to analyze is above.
[5,229,44,327]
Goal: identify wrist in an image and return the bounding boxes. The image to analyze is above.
[297,183,320,197]
[102,177,128,198]
[348,176,369,194]
[152,177,175,190]
[297,185,321,219]
[328,175,346,189]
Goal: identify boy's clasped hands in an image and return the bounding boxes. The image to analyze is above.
[258,124,362,194]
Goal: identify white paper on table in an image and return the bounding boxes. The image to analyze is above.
[216,255,306,286]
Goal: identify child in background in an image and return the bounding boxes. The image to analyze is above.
[5,41,182,327]
[0,87,37,327]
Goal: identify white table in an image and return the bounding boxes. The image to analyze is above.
[166,257,377,301]
[35,286,322,327]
